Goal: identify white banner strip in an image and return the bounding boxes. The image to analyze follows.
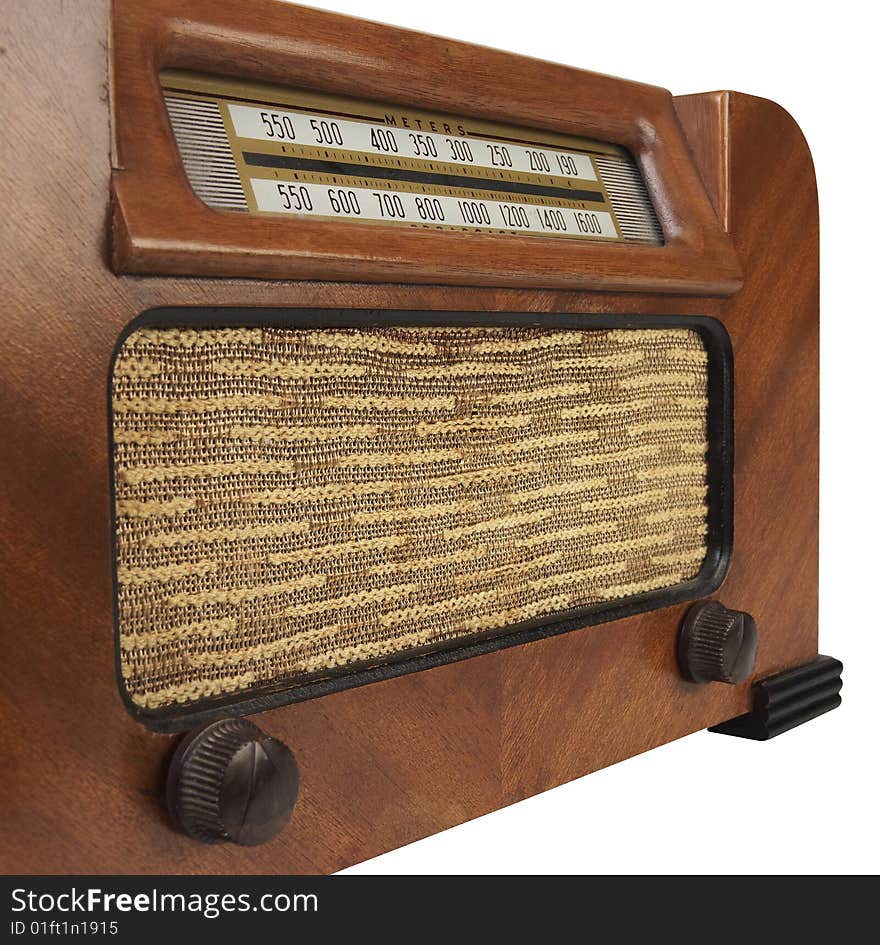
[250,178,617,238]
[229,103,597,181]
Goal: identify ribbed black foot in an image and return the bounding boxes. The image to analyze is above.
[709,655,843,740]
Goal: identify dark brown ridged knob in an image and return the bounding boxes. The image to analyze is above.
[166,718,299,846]
[678,600,758,684]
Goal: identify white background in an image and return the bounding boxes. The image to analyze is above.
[276,0,879,874]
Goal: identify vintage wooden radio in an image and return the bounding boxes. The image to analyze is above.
[1,0,841,873]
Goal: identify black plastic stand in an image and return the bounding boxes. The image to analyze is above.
[709,655,843,740]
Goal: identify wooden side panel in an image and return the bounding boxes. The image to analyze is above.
[720,92,820,674]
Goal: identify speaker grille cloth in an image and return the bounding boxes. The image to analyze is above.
[112,326,710,710]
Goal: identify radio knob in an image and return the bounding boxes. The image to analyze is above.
[678,600,758,684]
[166,718,299,846]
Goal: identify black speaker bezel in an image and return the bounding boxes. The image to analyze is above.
[108,308,734,732]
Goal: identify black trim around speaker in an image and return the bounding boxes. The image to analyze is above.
[108,308,734,732]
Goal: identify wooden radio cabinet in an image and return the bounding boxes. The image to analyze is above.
[0,0,839,873]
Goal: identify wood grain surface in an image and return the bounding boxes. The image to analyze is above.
[674,91,731,230]
[0,0,818,873]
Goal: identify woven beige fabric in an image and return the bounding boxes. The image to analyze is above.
[112,326,710,710]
